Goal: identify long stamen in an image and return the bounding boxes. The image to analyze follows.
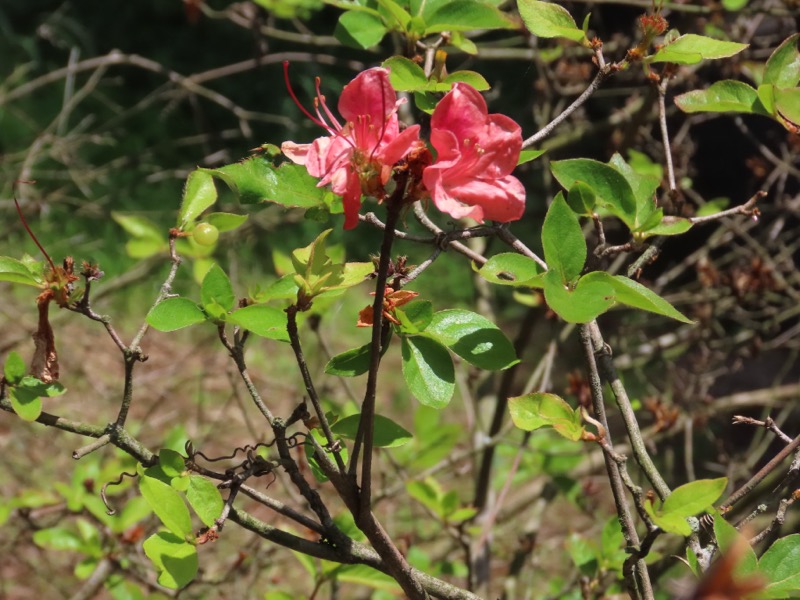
[315,78,342,130]
[283,61,328,130]
[15,198,57,273]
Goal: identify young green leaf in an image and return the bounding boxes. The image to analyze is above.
[763,34,800,89]
[517,0,587,43]
[508,392,584,441]
[159,449,186,479]
[178,170,217,229]
[580,272,693,323]
[143,531,198,589]
[758,534,800,598]
[550,159,637,228]
[0,256,44,286]
[147,298,207,332]
[394,300,434,334]
[4,351,26,384]
[566,181,596,215]
[674,80,764,114]
[200,264,235,313]
[478,253,545,287]
[9,387,43,422]
[331,413,413,448]
[213,158,326,208]
[227,304,289,342]
[139,473,193,539]
[383,56,429,91]
[517,148,546,165]
[423,0,514,33]
[774,87,800,131]
[426,309,518,370]
[335,11,388,49]
[326,343,373,377]
[650,34,748,65]
[401,336,455,409]
[713,515,758,577]
[204,212,248,232]
[186,475,223,528]
[542,193,586,283]
[647,478,727,536]
[542,270,615,323]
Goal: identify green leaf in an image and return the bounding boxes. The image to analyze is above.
[326,343,373,377]
[227,304,289,342]
[650,34,748,65]
[764,34,800,89]
[204,212,249,232]
[406,478,444,515]
[759,534,800,597]
[16,376,66,398]
[159,449,186,479]
[675,80,764,114]
[178,170,217,229]
[9,387,43,422]
[774,87,800,131]
[550,159,637,228]
[542,270,615,323]
[111,213,165,241]
[517,149,546,165]
[609,153,660,229]
[648,478,727,536]
[508,392,585,441]
[147,298,207,332]
[331,564,401,593]
[335,10,388,49]
[212,158,325,208]
[0,256,43,286]
[395,300,433,334]
[758,84,776,116]
[401,336,455,409]
[722,0,748,9]
[442,70,490,91]
[201,264,235,313]
[639,215,693,238]
[331,413,413,448]
[125,237,168,259]
[517,0,587,43]
[142,531,198,589]
[542,194,586,283]
[33,527,84,552]
[376,0,412,29]
[139,473,193,539]
[186,475,223,528]
[713,515,758,577]
[478,253,545,287]
[424,0,514,33]
[580,272,693,323]
[4,351,25,384]
[566,181,596,215]
[383,56,428,91]
[426,309,518,370]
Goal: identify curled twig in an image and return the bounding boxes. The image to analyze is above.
[101,470,138,515]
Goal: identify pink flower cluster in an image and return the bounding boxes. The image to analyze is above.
[281,65,525,229]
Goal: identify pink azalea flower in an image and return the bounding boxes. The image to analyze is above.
[281,64,422,229]
[423,83,525,223]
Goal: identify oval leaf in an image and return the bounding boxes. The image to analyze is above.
[551,159,637,227]
[581,272,693,323]
[426,309,518,370]
[227,304,289,342]
[179,170,217,229]
[650,34,748,65]
[143,531,198,589]
[759,534,800,597]
[201,264,235,313]
[401,336,454,409]
[542,193,586,283]
[139,474,193,539]
[479,253,544,287]
[764,34,800,89]
[186,475,223,528]
[675,80,763,114]
[517,0,586,43]
[147,298,207,332]
[542,270,614,323]
[331,413,413,448]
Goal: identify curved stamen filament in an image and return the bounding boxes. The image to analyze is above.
[283,61,328,130]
